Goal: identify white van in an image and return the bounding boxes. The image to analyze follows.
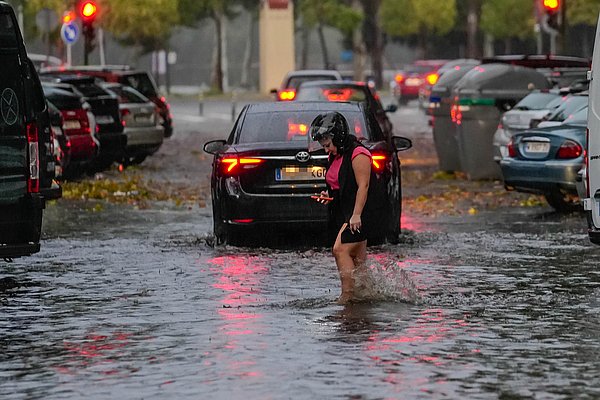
[585,14,600,244]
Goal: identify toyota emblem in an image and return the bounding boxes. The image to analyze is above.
[295,151,311,162]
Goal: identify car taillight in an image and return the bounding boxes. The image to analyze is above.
[426,73,439,85]
[27,123,39,193]
[220,157,263,175]
[279,89,296,101]
[507,139,517,157]
[323,88,353,102]
[121,109,131,127]
[450,104,462,125]
[394,73,404,84]
[557,140,583,159]
[371,154,386,172]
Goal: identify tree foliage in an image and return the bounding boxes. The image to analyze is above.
[568,0,600,26]
[380,0,456,37]
[299,0,362,36]
[480,0,534,40]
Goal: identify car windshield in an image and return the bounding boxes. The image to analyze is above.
[547,95,588,122]
[42,87,82,109]
[295,86,368,103]
[513,93,560,111]
[120,73,158,98]
[286,75,338,89]
[238,110,368,144]
[403,65,435,74]
[563,106,588,125]
[71,81,110,97]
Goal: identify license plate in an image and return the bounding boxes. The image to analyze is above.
[275,166,325,181]
[525,142,550,153]
[95,115,114,124]
[405,78,422,86]
[63,120,81,130]
[135,115,153,123]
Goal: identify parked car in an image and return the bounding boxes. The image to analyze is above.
[41,65,173,138]
[39,74,125,170]
[203,101,412,245]
[271,69,343,101]
[492,91,562,162]
[28,53,62,71]
[0,2,46,258]
[393,59,448,105]
[101,82,164,165]
[419,59,479,108]
[294,80,397,138]
[501,107,587,212]
[535,92,588,128]
[42,84,98,175]
[46,100,71,179]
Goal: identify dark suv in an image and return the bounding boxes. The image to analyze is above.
[41,65,173,138]
[0,2,48,258]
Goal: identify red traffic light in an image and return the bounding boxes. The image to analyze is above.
[80,1,98,20]
[543,0,560,11]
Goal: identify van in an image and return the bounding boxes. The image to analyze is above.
[0,2,47,258]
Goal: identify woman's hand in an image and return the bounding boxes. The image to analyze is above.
[314,190,332,204]
[349,214,361,232]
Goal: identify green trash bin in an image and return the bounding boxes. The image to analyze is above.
[428,61,478,172]
[451,64,552,180]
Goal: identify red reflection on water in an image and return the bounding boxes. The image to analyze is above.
[401,214,434,233]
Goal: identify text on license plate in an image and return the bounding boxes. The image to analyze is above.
[63,120,81,130]
[95,115,114,124]
[275,166,325,181]
[525,142,550,153]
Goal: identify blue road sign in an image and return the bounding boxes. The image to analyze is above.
[60,22,79,45]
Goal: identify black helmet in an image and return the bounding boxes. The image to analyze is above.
[310,111,350,150]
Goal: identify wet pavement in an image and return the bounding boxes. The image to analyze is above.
[2,98,600,399]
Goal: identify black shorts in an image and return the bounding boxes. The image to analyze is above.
[341,225,367,243]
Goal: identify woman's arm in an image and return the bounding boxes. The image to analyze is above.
[349,153,371,231]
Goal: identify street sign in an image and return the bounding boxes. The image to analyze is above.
[60,22,79,45]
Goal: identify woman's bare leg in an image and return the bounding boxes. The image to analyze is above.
[332,224,367,304]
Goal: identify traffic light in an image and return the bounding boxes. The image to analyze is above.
[542,0,561,30]
[79,1,98,65]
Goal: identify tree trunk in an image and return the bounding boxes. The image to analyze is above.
[301,22,309,69]
[317,23,330,69]
[211,13,224,92]
[352,0,365,81]
[417,26,427,59]
[466,0,481,59]
[221,14,229,92]
[361,0,383,89]
[240,10,255,88]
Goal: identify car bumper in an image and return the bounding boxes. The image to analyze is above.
[501,158,582,194]
[125,126,164,152]
[96,131,127,159]
[40,181,62,201]
[0,194,43,257]
[218,185,328,226]
[0,242,40,258]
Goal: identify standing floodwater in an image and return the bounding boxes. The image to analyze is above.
[1,98,600,399]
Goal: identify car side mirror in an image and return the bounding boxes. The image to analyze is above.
[203,139,227,155]
[392,136,412,152]
[385,104,398,113]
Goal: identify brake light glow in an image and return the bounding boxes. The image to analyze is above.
[426,73,439,85]
[221,157,263,174]
[232,219,254,224]
[279,89,296,101]
[394,74,404,84]
[323,88,353,102]
[557,140,583,159]
[26,123,39,193]
[586,128,590,197]
[507,139,517,157]
[371,154,386,172]
[120,109,130,127]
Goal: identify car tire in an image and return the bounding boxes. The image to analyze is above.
[544,190,581,213]
[386,174,401,244]
[19,205,42,243]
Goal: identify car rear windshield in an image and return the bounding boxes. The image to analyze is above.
[295,86,367,103]
[513,93,560,111]
[107,86,148,104]
[119,73,158,98]
[547,95,588,122]
[44,92,82,110]
[238,110,368,144]
[71,82,110,97]
[286,75,338,89]
[0,12,18,48]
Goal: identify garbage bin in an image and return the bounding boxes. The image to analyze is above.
[451,64,552,180]
[428,62,478,172]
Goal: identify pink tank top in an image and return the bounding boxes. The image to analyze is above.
[326,146,371,190]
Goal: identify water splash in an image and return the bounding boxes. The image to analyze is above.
[353,260,421,304]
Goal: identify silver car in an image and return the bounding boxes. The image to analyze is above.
[102,82,164,164]
[492,91,561,162]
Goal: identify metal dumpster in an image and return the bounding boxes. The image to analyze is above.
[451,63,552,180]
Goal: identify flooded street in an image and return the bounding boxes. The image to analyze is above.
[2,98,600,399]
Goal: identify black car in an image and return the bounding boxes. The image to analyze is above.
[203,101,412,245]
[0,2,46,258]
[38,74,126,170]
[295,80,397,138]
